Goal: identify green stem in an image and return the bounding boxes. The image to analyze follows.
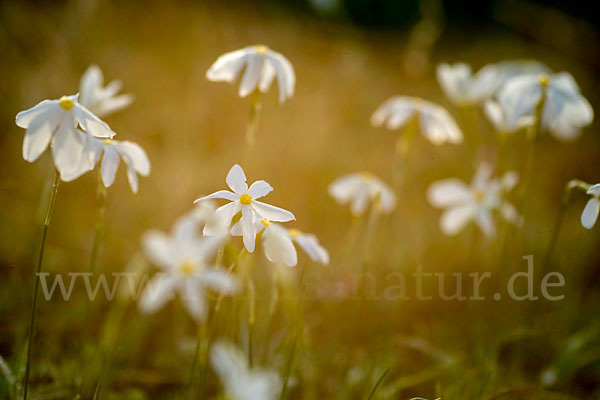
[89,172,107,276]
[247,278,256,367]
[23,170,60,400]
[366,366,390,400]
[279,331,298,400]
[187,321,208,400]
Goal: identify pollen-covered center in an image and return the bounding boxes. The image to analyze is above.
[60,96,74,110]
[538,74,550,87]
[239,193,253,205]
[288,229,300,238]
[178,260,196,276]
[255,44,269,54]
[474,189,486,202]
[261,218,271,227]
[102,139,113,145]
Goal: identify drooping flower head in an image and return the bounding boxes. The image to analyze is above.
[328,172,396,216]
[371,96,463,145]
[194,164,295,252]
[581,184,600,230]
[79,65,134,117]
[207,45,295,103]
[138,208,238,322]
[427,163,520,237]
[211,340,281,400]
[496,72,593,140]
[15,94,116,180]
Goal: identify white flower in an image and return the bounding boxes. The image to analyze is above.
[484,100,534,133]
[581,184,600,229]
[194,164,295,252]
[79,65,133,117]
[207,45,295,103]
[232,219,329,267]
[427,163,520,236]
[371,96,463,145]
[81,136,150,193]
[15,94,116,180]
[496,72,594,140]
[437,63,481,106]
[328,172,396,216]
[211,340,281,400]
[138,217,238,322]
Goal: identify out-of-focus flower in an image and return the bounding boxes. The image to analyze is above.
[82,136,150,193]
[211,340,281,400]
[232,219,329,266]
[329,172,396,216]
[79,65,133,117]
[436,63,481,106]
[484,100,534,133]
[371,96,463,145]
[139,218,238,322]
[497,72,594,140]
[581,184,600,229]
[194,164,295,252]
[207,45,295,103]
[15,94,116,180]
[427,163,520,236]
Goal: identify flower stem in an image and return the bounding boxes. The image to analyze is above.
[23,170,60,400]
[246,90,262,148]
[247,278,256,367]
[279,330,298,400]
[366,366,390,400]
[89,171,107,276]
[187,321,208,400]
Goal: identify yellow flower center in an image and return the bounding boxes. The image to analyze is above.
[179,260,196,276]
[288,229,300,238]
[102,139,113,145]
[60,96,74,110]
[474,189,485,202]
[240,193,253,205]
[261,218,271,227]
[360,172,374,181]
[538,74,550,87]
[255,45,269,54]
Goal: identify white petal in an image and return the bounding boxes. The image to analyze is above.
[472,163,493,189]
[51,121,85,180]
[210,341,248,386]
[440,204,475,236]
[476,209,496,237]
[295,234,329,265]
[73,104,116,138]
[201,269,239,294]
[581,198,600,229]
[248,180,273,199]
[419,102,463,145]
[206,48,248,82]
[204,202,241,235]
[264,228,298,267]
[226,164,248,193]
[239,53,264,98]
[268,51,296,102]
[587,184,600,197]
[96,94,134,117]
[328,174,362,203]
[125,164,139,193]
[79,65,103,108]
[252,201,295,222]
[22,107,59,162]
[138,274,178,315]
[16,99,56,128]
[350,186,370,215]
[182,280,207,322]
[427,179,471,207]
[376,182,397,214]
[142,230,176,270]
[241,205,257,252]
[116,141,150,176]
[195,190,238,203]
[100,146,120,188]
[258,58,277,93]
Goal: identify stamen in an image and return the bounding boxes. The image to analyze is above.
[240,193,253,205]
[59,96,74,110]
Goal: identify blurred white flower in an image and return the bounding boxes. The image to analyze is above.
[194,164,295,252]
[484,100,534,133]
[232,219,329,267]
[436,63,481,106]
[139,218,238,322]
[15,94,116,180]
[82,136,150,193]
[471,60,549,100]
[497,72,594,140]
[79,65,133,117]
[207,45,295,103]
[211,340,281,400]
[328,172,396,216]
[427,163,520,236]
[581,184,600,229]
[371,96,463,145]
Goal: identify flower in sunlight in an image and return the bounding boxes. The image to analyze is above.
[328,172,396,216]
[436,63,482,106]
[469,60,549,100]
[427,163,520,237]
[232,218,329,267]
[15,94,116,180]
[139,217,238,322]
[79,65,134,117]
[81,136,150,193]
[497,72,594,140]
[581,184,600,229]
[371,96,463,145]
[211,340,281,400]
[194,164,295,252]
[206,45,295,103]
[484,100,534,133]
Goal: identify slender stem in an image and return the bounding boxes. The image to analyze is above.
[279,330,298,400]
[89,171,107,276]
[187,321,208,400]
[366,366,390,400]
[245,90,262,163]
[23,170,60,400]
[247,278,256,367]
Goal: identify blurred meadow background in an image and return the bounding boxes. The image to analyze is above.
[2,0,600,399]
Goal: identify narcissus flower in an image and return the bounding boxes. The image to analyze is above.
[371,96,463,145]
[427,163,520,236]
[79,65,133,117]
[484,100,534,133]
[497,72,593,140]
[15,94,116,180]
[207,45,295,103]
[139,216,238,322]
[82,136,150,193]
[194,164,295,252]
[329,172,396,216]
[581,184,600,229]
[211,340,281,400]
[232,219,329,267]
[436,63,483,106]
